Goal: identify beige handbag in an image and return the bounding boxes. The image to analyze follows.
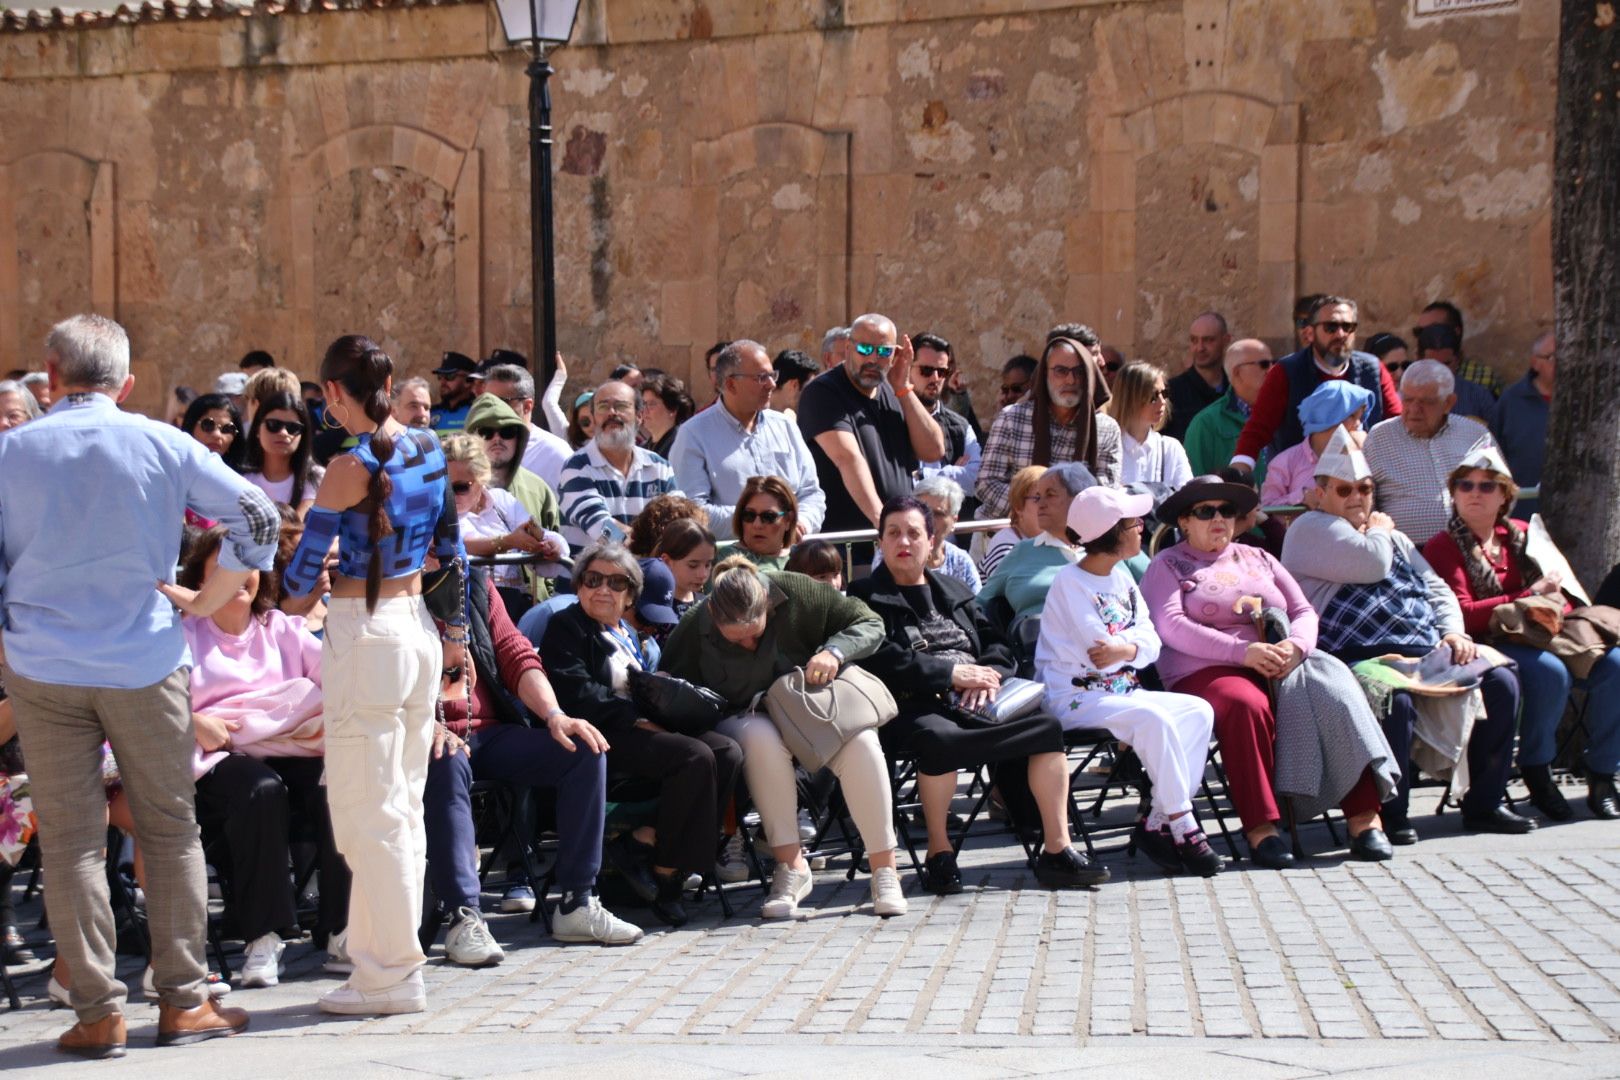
[762,665,899,771]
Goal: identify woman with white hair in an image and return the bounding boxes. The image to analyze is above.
[873,475,981,590]
[0,380,42,432]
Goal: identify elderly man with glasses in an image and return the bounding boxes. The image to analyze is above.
[668,339,825,541]
[1228,295,1402,474]
[557,380,681,549]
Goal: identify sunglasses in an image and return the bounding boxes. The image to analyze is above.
[1238,359,1276,374]
[1455,479,1501,494]
[1385,360,1415,374]
[1188,503,1239,521]
[262,418,305,437]
[1314,320,1358,335]
[197,419,239,437]
[916,364,950,379]
[740,508,787,525]
[451,481,474,495]
[1330,480,1376,498]
[477,424,526,441]
[852,342,897,359]
[580,570,633,593]
[1149,389,1168,402]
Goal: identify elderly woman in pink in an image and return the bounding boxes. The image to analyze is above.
[1260,381,1374,511]
[1141,476,1399,870]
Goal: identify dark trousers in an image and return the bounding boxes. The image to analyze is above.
[608,726,742,875]
[881,702,1065,776]
[1381,667,1517,821]
[424,723,606,910]
[194,754,350,943]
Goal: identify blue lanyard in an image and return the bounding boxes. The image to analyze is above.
[604,622,645,668]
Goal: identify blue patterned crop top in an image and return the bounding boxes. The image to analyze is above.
[282,427,464,600]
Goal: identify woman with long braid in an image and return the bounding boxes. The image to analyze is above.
[281,336,466,1015]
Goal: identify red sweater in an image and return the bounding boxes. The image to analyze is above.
[1232,360,1403,463]
[1422,520,1572,637]
[440,579,544,734]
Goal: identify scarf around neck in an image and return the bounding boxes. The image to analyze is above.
[1446,511,1540,600]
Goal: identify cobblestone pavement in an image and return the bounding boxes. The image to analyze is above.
[3,782,1620,1076]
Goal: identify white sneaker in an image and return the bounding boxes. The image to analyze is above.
[715,834,751,883]
[239,932,285,988]
[142,965,232,1002]
[797,808,819,844]
[499,884,536,914]
[444,907,505,967]
[760,864,813,920]
[550,895,643,945]
[323,929,354,974]
[318,970,425,1015]
[870,866,908,918]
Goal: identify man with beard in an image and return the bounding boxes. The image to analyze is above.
[429,352,483,435]
[910,332,980,494]
[1229,295,1401,473]
[797,313,945,541]
[556,380,680,549]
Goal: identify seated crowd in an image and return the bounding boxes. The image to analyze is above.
[4,294,1611,1009]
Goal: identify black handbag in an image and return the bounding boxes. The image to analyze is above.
[421,556,468,624]
[627,668,727,737]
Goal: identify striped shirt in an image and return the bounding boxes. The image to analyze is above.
[1363,414,1495,547]
[557,440,680,549]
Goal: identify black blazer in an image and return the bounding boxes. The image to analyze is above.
[538,603,641,737]
[848,563,1018,702]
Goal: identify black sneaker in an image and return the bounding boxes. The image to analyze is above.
[650,872,689,927]
[1132,820,1183,874]
[1171,827,1224,877]
[922,851,964,895]
[603,834,658,903]
[1033,846,1110,889]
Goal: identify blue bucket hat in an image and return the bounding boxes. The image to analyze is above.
[1298,380,1375,438]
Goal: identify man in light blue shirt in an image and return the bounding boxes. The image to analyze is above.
[0,314,275,1054]
[668,339,825,541]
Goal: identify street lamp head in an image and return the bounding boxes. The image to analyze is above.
[493,0,581,46]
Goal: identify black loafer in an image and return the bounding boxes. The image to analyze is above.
[1524,764,1574,821]
[1588,774,1620,820]
[1248,834,1295,870]
[604,835,658,903]
[922,850,964,895]
[1462,805,1538,835]
[1382,817,1419,846]
[1349,827,1394,862]
[650,872,689,927]
[1033,846,1110,889]
[1132,821,1184,874]
[2,924,35,965]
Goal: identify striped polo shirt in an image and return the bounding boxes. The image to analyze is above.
[557,440,680,549]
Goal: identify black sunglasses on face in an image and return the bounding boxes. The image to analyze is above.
[1385,360,1414,374]
[197,419,238,437]
[1314,320,1358,335]
[916,364,950,379]
[263,418,305,437]
[580,570,632,593]
[740,509,786,525]
[451,481,474,495]
[477,424,526,442]
[1188,503,1239,521]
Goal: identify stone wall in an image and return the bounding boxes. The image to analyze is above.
[0,0,1556,415]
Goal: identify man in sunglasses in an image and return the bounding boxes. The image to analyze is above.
[1165,311,1231,442]
[463,389,566,593]
[429,352,484,435]
[797,313,945,543]
[557,380,680,549]
[909,332,981,495]
[1229,295,1402,475]
[668,340,824,541]
[1413,299,1503,397]
[1183,339,1273,487]
[479,362,572,491]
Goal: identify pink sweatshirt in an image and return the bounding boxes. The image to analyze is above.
[184,611,323,708]
[1259,440,1318,508]
[1139,540,1318,689]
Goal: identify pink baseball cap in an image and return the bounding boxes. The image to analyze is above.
[1067,486,1154,543]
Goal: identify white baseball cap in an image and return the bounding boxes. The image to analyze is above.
[1067,486,1154,544]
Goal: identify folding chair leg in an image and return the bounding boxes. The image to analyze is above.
[1199,755,1242,862]
[208,918,231,980]
[0,957,19,1010]
[1285,798,1304,860]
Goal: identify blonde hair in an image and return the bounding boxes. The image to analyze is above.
[441,432,493,487]
[243,367,302,424]
[1107,361,1169,432]
[709,555,769,626]
[1007,465,1047,535]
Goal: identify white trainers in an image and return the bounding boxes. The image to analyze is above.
[239,932,285,988]
[318,970,426,1015]
[141,965,232,1002]
[716,834,751,883]
[499,884,537,914]
[797,808,819,844]
[760,864,813,920]
[550,895,643,945]
[870,866,908,918]
[323,929,354,974]
[444,907,505,967]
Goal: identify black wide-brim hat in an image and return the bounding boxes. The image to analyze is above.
[1158,475,1261,523]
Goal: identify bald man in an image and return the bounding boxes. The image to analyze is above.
[1184,338,1274,487]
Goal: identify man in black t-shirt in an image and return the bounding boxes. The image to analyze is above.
[797,313,946,537]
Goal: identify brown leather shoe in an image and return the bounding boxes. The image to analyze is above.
[156,998,249,1046]
[58,1013,127,1059]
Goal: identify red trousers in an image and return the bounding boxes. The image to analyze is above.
[1175,666,1381,832]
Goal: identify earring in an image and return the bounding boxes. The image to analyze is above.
[323,401,349,430]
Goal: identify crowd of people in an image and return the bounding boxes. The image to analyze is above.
[0,294,1611,1060]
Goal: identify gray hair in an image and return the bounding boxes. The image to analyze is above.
[392,375,431,402]
[714,339,766,385]
[1401,358,1454,397]
[1530,330,1555,357]
[708,555,769,627]
[821,326,850,357]
[914,474,966,516]
[0,380,42,419]
[1045,461,1099,496]
[573,542,644,603]
[21,372,48,393]
[45,314,129,391]
[484,364,534,400]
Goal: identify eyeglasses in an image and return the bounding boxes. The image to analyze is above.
[593,399,636,415]
[1235,359,1275,374]
[451,481,474,495]
[1455,479,1501,495]
[916,364,950,379]
[740,508,787,525]
[476,424,526,441]
[727,371,778,385]
[262,418,305,437]
[1314,320,1358,336]
[1330,480,1375,498]
[1385,360,1414,375]
[579,570,633,592]
[852,342,897,359]
[197,419,239,437]
[1188,503,1239,521]
[1000,383,1029,396]
[1149,389,1168,402]
[1048,364,1086,381]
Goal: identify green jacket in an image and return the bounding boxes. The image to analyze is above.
[464,393,562,596]
[1184,390,1268,488]
[659,569,882,709]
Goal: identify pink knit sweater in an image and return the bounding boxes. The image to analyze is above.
[1139,540,1318,689]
